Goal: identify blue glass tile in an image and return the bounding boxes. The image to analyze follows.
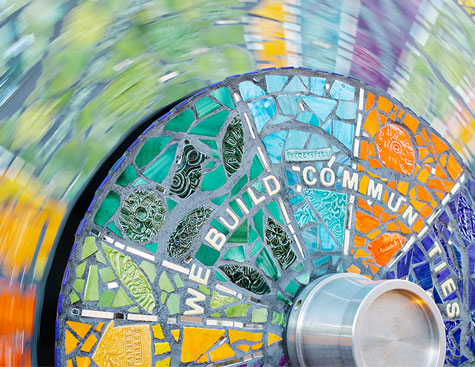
[248,97,276,132]
[336,101,357,120]
[286,170,300,185]
[330,80,355,100]
[332,120,354,150]
[457,194,475,242]
[302,226,318,252]
[285,130,309,149]
[412,244,426,264]
[239,81,266,100]
[421,234,434,251]
[307,134,328,149]
[433,287,443,304]
[265,75,288,93]
[310,77,325,96]
[396,248,413,278]
[277,94,301,115]
[262,130,287,163]
[289,194,304,206]
[296,111,319,126]
[294,203,317,227]
[470,280,475,310]
[459,279,464,303]
[302,96,336,122]
[413,262,433,289]
[319,224,338,251]
[283,76,307,92]
[313,255,331,268]
[386,271,395,279]
[269,115,290,125]
[467,336,475,357]
[436,268,450,283]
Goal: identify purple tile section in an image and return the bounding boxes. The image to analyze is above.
[97,175,110,191]
[278,354,288,366]
[141,123,155,135]
[57,293,64,314]
[62,266,70,286]
[69,242,78,261]
[112,156,125,171]
[75,218,86,236]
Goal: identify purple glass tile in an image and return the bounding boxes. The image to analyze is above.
[55,319,60,340]
[278,354,288,366]
[112,156,125,171]
[436,268,450,283]
[457,194,475,242]
[412,244,426,264]
[469,244,475,274]
[448,199,457,216]
[439,211,449,224]
[262,67,276,71]
[470,280,475,311]
[127,138,140,152]
[281,66,295,69]
[75,218,86,236]
[459,280,464,303]
[63,266,70,286]
[421,234,434,251]
[97,175,110,191]
[433,287,442,304]
[244,71,258,75]
[467,336,475,357]
[444,290,458,302]
[57,293,64,314]
[467,179,475,198]
[396,248,412,278]
[69,242,78,261]
[413,262,432,290]
[209,81,223,88]
[86,196,97,213]
[56,346,60,367]
[192,89,206,98]
[253,362,263,367]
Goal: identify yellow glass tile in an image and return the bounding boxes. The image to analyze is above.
[155,342,171,355]
[237,344,250,353]
[367,170,379,178]
[80,334,97,353]
[95,322,104,332]
[417,168,430,184]
[65,330,79,354]
[171,329,180,343]
[180,328,225,363]
[76,356,91,367]
[155,357,171,367]
[67,359,73,367]
[409,199,425,211]
[366,229,381,240]
[358,175,369,195]
[268,333,283,346]
[409,187,417,199]
[252,342,263,351]
[369,263,380,274]
[430,200,437,208]
[397,182,409,195]
[250,0,286,22]
[354,249,370,258]
[411,218,424,233]
[347,265,361,274]
[228,329,262,344]
[210,343,235,362]
[67,321,91,339]
[197,354,209,363]
[152,323,164,339]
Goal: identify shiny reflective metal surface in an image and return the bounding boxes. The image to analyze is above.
[286,273,445,367]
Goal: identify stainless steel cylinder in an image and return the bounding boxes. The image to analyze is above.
[286,273,445,367]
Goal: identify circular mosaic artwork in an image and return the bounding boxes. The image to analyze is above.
[57,68,475,366]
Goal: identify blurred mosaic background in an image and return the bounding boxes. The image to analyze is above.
[1,0,475,364]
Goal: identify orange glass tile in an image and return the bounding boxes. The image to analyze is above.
[237,345,250,353]
[355,211,379,234]
[420,205,433,218]
[181,328,225,363]
[358,197,372,212]
[368,233,405,267]
[369,263,380,274]
[368,158,383,169]
[434,191,445,200]
[252,343,263,351]
[354,248,370,258]
[375,124,415,175]
[359,140,368,160]
[358,176,370,195]
[268,333,283,346]
[347,265,361,274]
[386,222,399,231]
[409,187,417,199]
[210,343,235,362]
[439,154,447,167]
[415,135,424,146]
[76,356,91,367]
[367,170,379,179]
[416,185,432,202]
[67,321,91,339]
[424,157,434,163]
[366,92,375,111]
[229,330,262,344]
[197,354,209,363]
[363,109,380,138]
[398,205,407,215]
[421,128,429,143]
[387,181,397,190]
[378,113,388,126]
[372,205,383,219]
[67,360,73,367]
[428,178,446,192]
[388,112,397,121]
[354,235,365,247]
[397,182,409,195]
[381,212,391,223]
[430,200,437,208]
[171,329,180,343]
[403,113,419,134]
[367,229,381,240]
[428,145,435,154]
[395,220,411,234]
[368,141,376,157]
[398,110,404,118]
[378,96,393,113]
[418,148,430,160]
[446,154,462,180]
[411,218,424,233]
[443,180,454,192]
[65,330,79,354]
[80,334,98,353]
[430,133,449,154]
[358,164,365,172]
[95,322,104,332]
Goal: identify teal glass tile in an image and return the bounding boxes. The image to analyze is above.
[253,209,264,239]
[322,120,331,133]
[135,137,171,168]
[166,293,180,315]
[286,170,299,186]
[289,194,304,206]
[332,120,354,150]
[249,226,259,244]
[296,111,319,126]
[201,165,226,191]
[211,193,228,206]
[251,239,263,256]
[307,134,328,149]
[267,201,284,225]
[252,180,264,193]
[239,81,266,101]
[195,244,220,266]
[336,101,357,120]
[94,191,120,227]
[283,76,307,92]
[231,175,248,196]
[142,144,178,183]
[189,109,229,137]
[255,247,281,280]
[330,80,355,100]
[229,200,243,218]
[132,178,149,187]
[166,198,177,211]
[277,291,292,305]
[211,87,235,109]
[205,161,217,169]
[215,271,227,282]
[250,155,264,181]
[268,114,290,125]
[241,191,252,210]
[116,165,137,187]
[313,255,331,268]
[285,130,310,149]
[224,246,245,262]
[106,221,122,237]
[296,272,310,285]
[164,109,194,132]
[262,130,288,163]
[211,218,229,235]
[277,94,301,115]
[227,219,248,244]
[195,96,221,118]
[294,202,318,227]
[301,96,336,122]
[248,97,276,132]
[310,77,325,96]
[301,226,318,252]
[200,139,218,150]
[319,224,338,251]
[300,76,309,88]
[145,243,157,253]
[285,280,299,295]
[265,75,288,93]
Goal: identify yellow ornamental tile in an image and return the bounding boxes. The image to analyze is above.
[152,323,164,339]
[155,357,171,367]
[180,328,225,363]
[76,356,91,367]
[65,330,79,354]
[268,333,283,346]
[252,342,263,351]
[228,330,262,344]
[81,334,98,353]
[155,342,171,355]
[237,344,250,353]
[67,321,92,339]
[171,329,180,343]
[210,343,235,362]
[358,175,369,195]
[366,229,381,240]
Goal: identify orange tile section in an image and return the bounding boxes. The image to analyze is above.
[367,233,405,267]
[67,321,92,339]
[228,329,263,344]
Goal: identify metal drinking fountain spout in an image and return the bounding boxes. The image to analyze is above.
[286,273,446,367]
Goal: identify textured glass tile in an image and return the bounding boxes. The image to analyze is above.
[301,96,336,122]
[283,76,307,92]
[271,312,286,326]
[159,271,174,293]
[166,198,177,212]
[336,101,356,120]
[277,94,301,115]
[99,267,116,283]
[285,280,299,295]
[81,237,98,260]
[135,137,172,168]
[201,165,226,191]
[227,220,248,243]
[140,261,156,283]
[262,130,287,164]
[251,240,263,257]
[74,279,85,293]
[224,304,249,317]
[250,155,264,181]
[277,291,292,305]
[164,109,194,132]
[142,144,178,184]
[253,210,264,239]
[265,217,296,270]
[296,111,319,126]
[174,273,184,288]
[211,291,237,308]
[248,97,276,132]
[195,244,220,266]
[310,77,325,96]
[189,110,229,137]
[330,80,355,100]
[112,287,133,307]
[98,289,115,307]
[301,226,318,252]
[96,250,107,265]
[211,193,228,206]
[196,97,221,118]
[224,246,245,262]
[265,75,288,93]
[132,178,149,187]
[219,264,270,295]
[199,139,218,150]
[166,293,180,315]
[84,265,99,301]
[267,201,284,225]
[285,130,310,149]
[286,170,299,186]
[76,261,87,278]
[170,142,207,198]
[251,308,268,323]
[296,272,310,285]
[223,116,244,177]
[106,222,122,237]
[211,87,235,109]
[239,81,266,101]
[255,247,281,280]
[116,165,137,187]
[294,202,318,227]
[94,191,120,227]
[332,120,354,150]
[161,292,167,304]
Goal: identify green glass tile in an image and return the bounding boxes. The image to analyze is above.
[227,220,248,244]
[95,250,107,265]
[132,178,149,187]
[84,265,99,302]
[229,200,243,218]
[174,274,184,288]
[200,139,218,150]
[166,198,178,212]
[164,109,194,132]
[251,240,263,257]
[224,304,249,317]
[106,221,122,238]
[195,244,220,266]
[161,292,167,304]
[145,243,158,253]
[253,210,264,239]
[285,280,299,295]
[112,287,133,307]
[189,110,229,137]
[74,279,85,293]
[99,267,116,283]
[70,290,80,304]
[140,261,156,283]
[159,271,174,293]
[76,261,87,278]
[242,191,252,210]
[143,144,178,184]
[98,289,115,307]
[116,165,138,187]
[250,155,264,181]
[211,291,237,309]
[252,308,268,323]
[277,291,292,305]
[215,271,228,282]
[211,87,235,109]
[199,286,211,295]
[210,311,221,318]
[252,180,264,193]
[210,218,229,235]
[166,293,180,315]
[211,151,220,159]
[135,137,171,168]
[292,263,304,272]
[211,193,228,206]
[223,246,245,262]
[205,161,217,168]
[94,191,120,227]
[128,306,139,313]
[255,247,281,280]
[231,175,248,197]
[272,311,286,326]
[81,236,98,260]
[196,97,220,118]
[296,272,310,285]
[249,226,258,243]
[267,201,284,225]
[201,165,226,191]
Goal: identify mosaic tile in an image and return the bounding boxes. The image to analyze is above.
[195,244,220,266]
[265,218,296,270]
[136,137,172,168]
[163,109,194,133]
[224,304,249,317]
[189,110,229,137]
[224,246,246,262]
[116,165,138,187]
[211,291,237,309]
[248,97,276,132]
[211,87,235,109]
[142,144,178,184]
[201,165,227,191]
[84,265,99,302]
[219,264,271,295]
[223,115,244,177]
[180,327,225,363]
